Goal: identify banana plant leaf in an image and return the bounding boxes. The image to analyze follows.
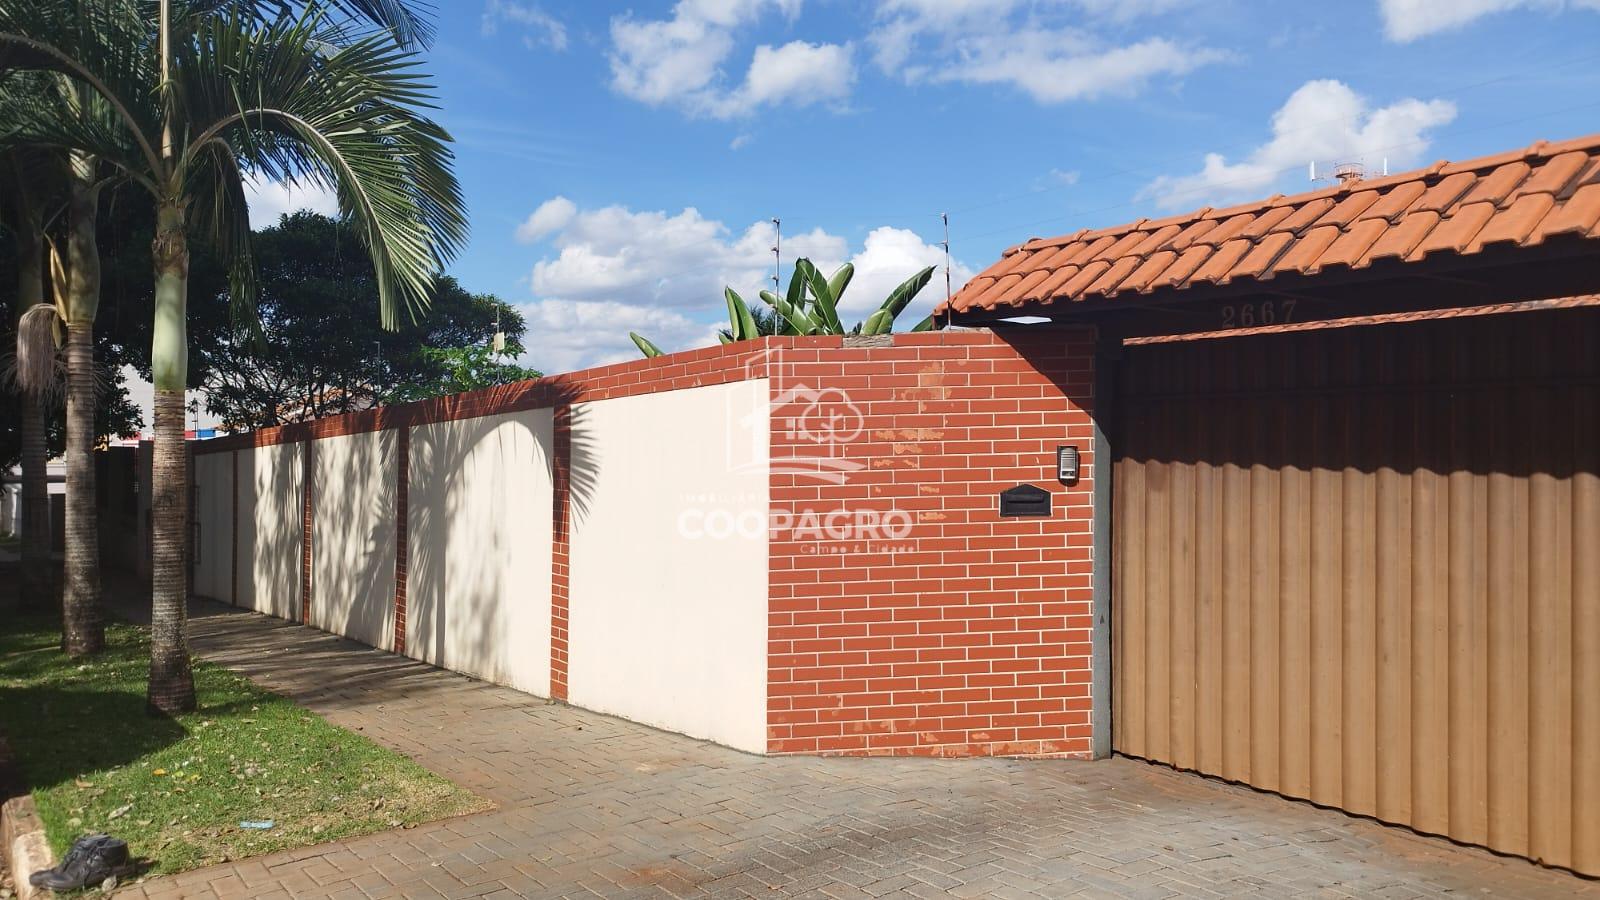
[630,331,665,358]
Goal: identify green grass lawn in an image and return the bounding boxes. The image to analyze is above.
[0,616,490,876]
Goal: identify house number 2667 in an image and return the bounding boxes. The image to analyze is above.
[1221,299,1295,328]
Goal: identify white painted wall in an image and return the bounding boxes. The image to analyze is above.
[311,430,396,651]
[236,442,304,620]
[193,452,234,601]
[568,379,770,753]
[407,409,555,696]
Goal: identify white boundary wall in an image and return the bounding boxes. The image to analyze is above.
[568,379,771,753]
[190,372,771,754]
[311,430,397,651]
[236,443,304,619]
[407,409,555,696]
[193,452,233,600]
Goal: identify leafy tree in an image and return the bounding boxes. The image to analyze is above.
[0,0,465,712]
[195,212,527,427]
[387,345,541,403]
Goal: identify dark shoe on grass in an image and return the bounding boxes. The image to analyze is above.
[29,833,128,891]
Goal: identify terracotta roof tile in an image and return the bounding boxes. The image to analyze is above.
[1558,158,1600,198]
[1356,180,1425,223]
[1199,213,1256,246]
[1061,259,1112,297]
[1086,254,1144,296]
[1120,250,1180,294]
[1128,223,1185,256]
[1166,219,1219,251]
[1271,197,1337,235]
[941,132,1600,316]
[1363,211,1439,265]
[1227,230,1295,281]
[1317,217,1389,270]
[1273,223,1342,272]
[1472,192,1556,249]
[1033,264,1083,298]
[1514,152,1588,198]
[1238,205,1296,238]
[1148,245,1213,290]
[1535,182,1600,238]
[1191,238,1252,284]
[1411,171,1477,213]
[1409,202,1497,260]
[1458,161,1530,207]
[1007,267,1055,304]
[1310,190,1382,228]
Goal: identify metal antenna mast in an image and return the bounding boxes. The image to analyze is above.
[942,212,953,306]
[771,218,782,293]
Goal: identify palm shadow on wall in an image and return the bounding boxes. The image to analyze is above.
[306,378,597,705]
[215,444,302,622]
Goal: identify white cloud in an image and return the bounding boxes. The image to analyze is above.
[727,40,855,114]
[1041,168,1081,187]
[527,203,844,308]
[514,299,712,372]
[869,0,1224,102]
[515,196,577,243]
[1378,0,1600,42]
[515,198,972,370]
[608,1,854,118]
[836,226,975,325]
[482,0,568,51]
[1138,79,1457,210]
[243,176,340,231]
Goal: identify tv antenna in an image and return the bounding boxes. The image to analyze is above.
[1309,157,1387,184]
[942,212,952,307]
[771,217,781,293]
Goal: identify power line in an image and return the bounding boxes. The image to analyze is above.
[948,96,1600,248]
[867,46,1600,227]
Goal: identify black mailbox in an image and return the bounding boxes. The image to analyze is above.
[998,484,1051,518]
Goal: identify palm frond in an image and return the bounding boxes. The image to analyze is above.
[13,302,60,397]
[177,9,465,328]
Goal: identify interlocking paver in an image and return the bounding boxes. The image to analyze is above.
[105,598,1599,899]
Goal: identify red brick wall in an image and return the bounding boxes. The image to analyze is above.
[393,428,410,654]
[549,404,572,701]
[766,329,1097,758]
[196,330,1100,759]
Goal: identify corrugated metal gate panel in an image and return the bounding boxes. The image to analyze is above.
[1112,308,1600,874]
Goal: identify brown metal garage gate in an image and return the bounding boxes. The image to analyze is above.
[1111,306,1600,874]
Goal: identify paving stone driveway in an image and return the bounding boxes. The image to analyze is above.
[113,602,1595,899]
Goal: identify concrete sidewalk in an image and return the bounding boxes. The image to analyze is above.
[108,599,1596,899]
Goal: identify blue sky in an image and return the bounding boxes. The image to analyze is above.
[245,0,1600,373]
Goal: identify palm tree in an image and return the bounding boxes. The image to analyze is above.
[1,146,56,614]
[0,70,109,652]
[0,0,465,712]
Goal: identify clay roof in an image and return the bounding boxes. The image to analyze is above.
[940,134,1600,317]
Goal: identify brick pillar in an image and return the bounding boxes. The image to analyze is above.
[550,404,572,700]
[301,439,314,624]
[393,428,410,654]
[230,449,239,606]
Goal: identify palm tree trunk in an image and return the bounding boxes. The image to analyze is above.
[19,392,51,609]
[59,161,103,658]
[61,322,102,654]
[14,228,53,611]
[147,198,194,714]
